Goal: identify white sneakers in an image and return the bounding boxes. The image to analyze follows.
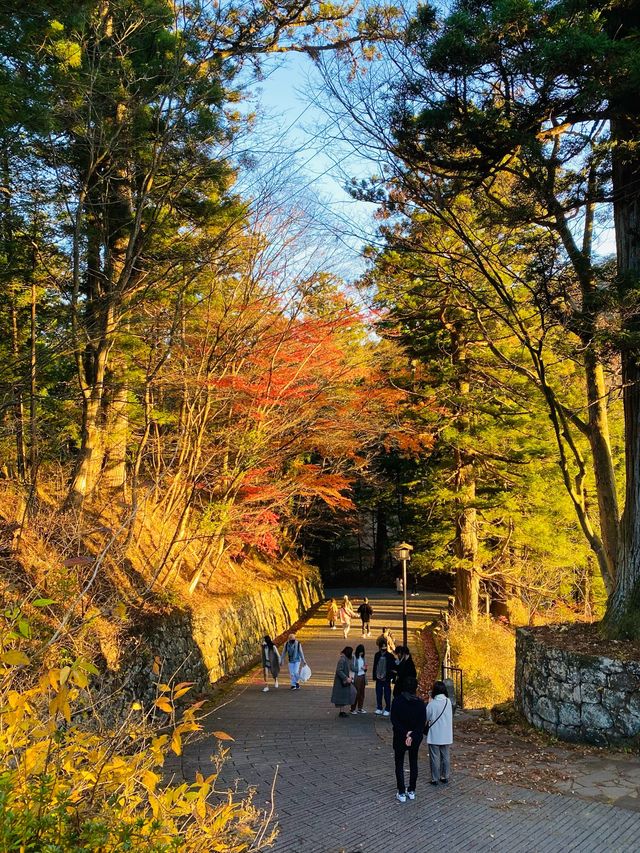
[375,709,383,715]
[274,680,279,688]
[396,791,415,803]
[382,710,390,717]
[358,709,367,714]
[262,686,269,692]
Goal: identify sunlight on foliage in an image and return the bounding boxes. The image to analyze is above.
[0,608,274,852]
[449,615,515,709]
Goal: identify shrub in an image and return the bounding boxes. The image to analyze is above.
[0,606,275,851]
[448,615,515,708]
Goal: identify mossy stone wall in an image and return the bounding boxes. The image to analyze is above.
[515,627,640,745]
[104,571,322,712]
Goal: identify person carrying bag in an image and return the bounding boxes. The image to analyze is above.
[425,680,453,785]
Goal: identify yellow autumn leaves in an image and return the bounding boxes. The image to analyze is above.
[0,610,270,851]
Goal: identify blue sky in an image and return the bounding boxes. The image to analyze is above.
[243,53,380,281]
[247,52,617,275]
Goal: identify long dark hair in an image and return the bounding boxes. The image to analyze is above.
[341,646,353,658]
[355,643,365,659]
[403,676,418,695]
[263,635,274,650]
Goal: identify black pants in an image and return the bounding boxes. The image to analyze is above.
[394,743,420,794]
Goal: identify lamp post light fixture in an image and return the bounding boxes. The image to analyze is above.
[391,542,413,647]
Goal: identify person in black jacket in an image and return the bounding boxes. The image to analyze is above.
[393,646,417,698]
[372,643,396,716]
[357,597,374,637]
[390,676,427,802]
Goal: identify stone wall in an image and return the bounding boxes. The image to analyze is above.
[103,571,323,713]
[515,627,640,744]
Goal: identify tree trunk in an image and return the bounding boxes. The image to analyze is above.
[102,365,128,493]
[373,504,388,575]
[583,349,619,586]
[100,154,132,494]
[2,152,26,479]
[10,299,26,480]
[453,450,479,623]
[66,208,107,507]
[67,391,105,509]
[451,321,479,623]
[605,109,640,634]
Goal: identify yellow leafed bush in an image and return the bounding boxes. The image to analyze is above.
[448,615,515,709]
[0,606,275,851]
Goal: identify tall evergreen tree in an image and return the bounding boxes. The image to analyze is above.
[325,0,639,633]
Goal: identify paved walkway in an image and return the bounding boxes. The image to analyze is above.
[177,589,640,852]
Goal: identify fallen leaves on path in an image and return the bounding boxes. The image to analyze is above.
[455,714,577,793]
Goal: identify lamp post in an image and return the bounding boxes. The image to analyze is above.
[391,542,413,647]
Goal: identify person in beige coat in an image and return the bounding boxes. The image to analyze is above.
[426,680,453,785]
[339,596,357,639]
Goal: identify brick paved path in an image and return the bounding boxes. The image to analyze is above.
[178,589,640,852]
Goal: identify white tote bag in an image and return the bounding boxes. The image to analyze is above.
[298,663,312,683]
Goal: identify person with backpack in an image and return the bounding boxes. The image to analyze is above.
[373,642,396,716]
[280,632,307,690]
[357,597,373,638]
[260,635,280,692]
[390,676,427,802]
[426,680,454,785]
[376,626,396,654]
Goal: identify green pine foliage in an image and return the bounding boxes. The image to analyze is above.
[363,202,612,620]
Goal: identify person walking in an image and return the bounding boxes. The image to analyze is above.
[261,635,280,692]
[376,626,396,654]
[349,643,368,714]
[331,646,354,718]
[327,598,339,630]
[393,646,417,698]
[390,676,427,802]
[357,597,373,638]
[373,641,396,717]
[280,632,307,690]
[339,595,357,639]
[426,680,454,785]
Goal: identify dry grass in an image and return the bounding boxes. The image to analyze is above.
[449,615,515,709]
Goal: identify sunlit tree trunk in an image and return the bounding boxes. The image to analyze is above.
[451,322,479,623]
[2,152,26,479]
[605,111,640,632]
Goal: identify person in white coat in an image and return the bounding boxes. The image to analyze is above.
[426,680,453,785]
[339,595,357,639]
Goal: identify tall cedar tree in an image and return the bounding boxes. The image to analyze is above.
[365,210,599,621]
[363,0,640,634]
